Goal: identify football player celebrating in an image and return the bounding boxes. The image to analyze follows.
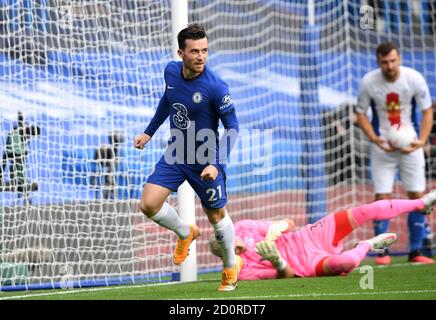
[134,24,240,291]
[356,42,434,265]
[209,191,436,280]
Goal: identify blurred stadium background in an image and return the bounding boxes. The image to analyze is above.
[0,0,435,290]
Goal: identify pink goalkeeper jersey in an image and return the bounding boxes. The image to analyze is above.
[237,214,343,280]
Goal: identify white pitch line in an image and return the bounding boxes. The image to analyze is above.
[0,281,182,300]
[0,262,432,300]
[2,288,435,301]
[194,289,436,300]
[357,262,427,269]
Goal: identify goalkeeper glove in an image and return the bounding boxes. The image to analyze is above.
[265,220,289,241]
[255,240,288,271]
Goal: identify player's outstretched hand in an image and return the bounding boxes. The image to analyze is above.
[200,165,218,181]
[134,133,151,149]
[255,240,281,266]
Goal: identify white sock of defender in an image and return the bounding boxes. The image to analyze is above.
[150,202,190,239]
[212,211,236,268]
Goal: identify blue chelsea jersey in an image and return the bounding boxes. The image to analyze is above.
[164,61,234,133]
[144,61,238,167]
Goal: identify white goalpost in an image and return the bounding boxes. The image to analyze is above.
[170,0,197,283]
[0,0,434,290]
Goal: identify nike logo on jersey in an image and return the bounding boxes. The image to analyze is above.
[167,86,175,89]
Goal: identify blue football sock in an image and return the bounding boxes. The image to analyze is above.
[374,219,390,235]
[408,212,426,253]
[422,223,433,257]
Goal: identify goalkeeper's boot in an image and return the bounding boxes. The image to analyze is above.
[360,233,397,254]
[173,225,200,265]
[218,255,243,292]
[421,190,436,214]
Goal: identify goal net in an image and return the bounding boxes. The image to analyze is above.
[0,0,434,290]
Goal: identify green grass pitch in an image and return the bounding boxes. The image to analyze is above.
[0,257,435,300]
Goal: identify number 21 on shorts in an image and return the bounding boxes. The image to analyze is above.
[206,185,222,203]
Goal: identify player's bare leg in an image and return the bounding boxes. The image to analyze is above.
[140,183,198,265]
[204,206,242,291]
[140,182,173,217]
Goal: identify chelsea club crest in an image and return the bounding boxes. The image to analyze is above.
[192,92,203,103]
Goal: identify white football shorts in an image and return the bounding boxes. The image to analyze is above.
[370,144,426,194]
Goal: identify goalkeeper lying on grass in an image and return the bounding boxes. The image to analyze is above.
[209,190,436,279]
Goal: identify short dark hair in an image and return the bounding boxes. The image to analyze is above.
[177,23,207,50]
[376,42,399,58]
